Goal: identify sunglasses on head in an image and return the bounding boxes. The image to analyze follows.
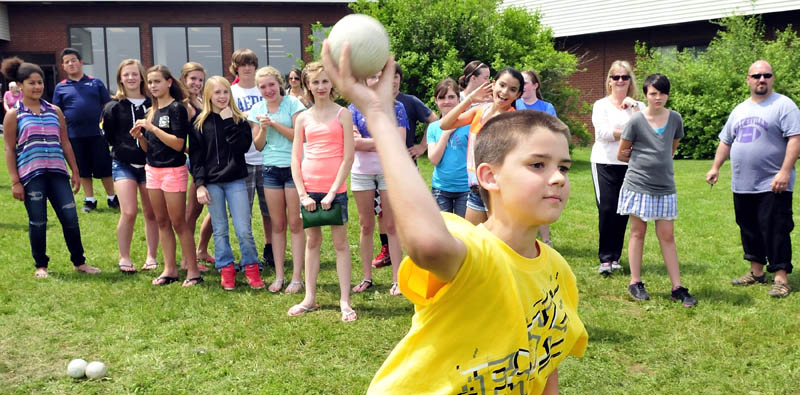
[749,73,773,80]
[610,75,631,81]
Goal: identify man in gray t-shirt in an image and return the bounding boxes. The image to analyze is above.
[706,60,800,298]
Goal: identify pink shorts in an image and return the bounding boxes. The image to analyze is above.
[145,164,188,193]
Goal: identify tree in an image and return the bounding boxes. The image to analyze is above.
[635,14,800,159]
[345,0,589,143]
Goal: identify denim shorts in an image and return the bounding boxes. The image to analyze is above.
[111,159,146,184]
[306,192,349,223]
[466,187,487,212]
[262,166,296,189]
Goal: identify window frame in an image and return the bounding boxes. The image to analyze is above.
[150,24,223,77]
[230,24,303,75]
[66,24,142,91]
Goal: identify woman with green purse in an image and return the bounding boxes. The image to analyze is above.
[289,62,357,322]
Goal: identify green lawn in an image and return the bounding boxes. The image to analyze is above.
[0,143,798,394]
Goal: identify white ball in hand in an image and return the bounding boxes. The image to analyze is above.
[327,14,390,80]
[85,361,107,380]
[66,359,87,378]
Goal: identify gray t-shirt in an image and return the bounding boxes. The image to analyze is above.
[719,92,800,193]
[621,110,684,195]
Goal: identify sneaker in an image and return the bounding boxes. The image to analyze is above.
[372,245,391,268]
[107,195,119,210]
[611,261,622,271]
[731,271,766,286]
[220,264,236,291]
[82,199,97,213]
[598,262,613,276]
[628,282,650,301]
[671,286,697,307]
[767,280,791,298]
[263,244,275,269]
[244,263,265,290]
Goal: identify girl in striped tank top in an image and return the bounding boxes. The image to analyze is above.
[2,57,99,278]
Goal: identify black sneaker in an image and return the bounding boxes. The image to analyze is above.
[82,199,97,213]
[671,286,697,307]
[107,195,120,210]
[628,282,650,301]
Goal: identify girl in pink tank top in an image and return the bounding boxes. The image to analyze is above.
[289,61,357,322]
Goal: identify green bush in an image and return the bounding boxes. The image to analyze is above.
[635,14,800,159]
[344,0,590,144]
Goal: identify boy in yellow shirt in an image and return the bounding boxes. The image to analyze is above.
[322,43,587,395]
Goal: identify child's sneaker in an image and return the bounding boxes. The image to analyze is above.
[82,199,97,213]
[731,271,766,286]
[220,264,236,291]
[611,261,622,271]
[372,245,391,268]
[628,282,650,301]
[597,262,613,276]
[107,195,120,210]
[671,286,697,307]
[244,263,265,290]
[767,280,791,298]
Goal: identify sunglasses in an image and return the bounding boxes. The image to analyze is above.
[288,76,300,81]
[749,73,773,80]
[610,75,631,81]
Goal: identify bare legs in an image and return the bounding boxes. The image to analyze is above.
[265,187,305,291]
[628,216,684,289]
[149,188,200,285]
[115,179,158,270]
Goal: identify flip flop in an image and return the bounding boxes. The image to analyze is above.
[141,260,158,271]
[390,282,402,296]
[268,278,285,293]
[152,276,179,286]
[341,307,358,322]
[352,279,373,293]
[75,265,101,275]
[284,281,304,294]
[118,262,137,273]
[183,277,204,287]
[287,303,319,317]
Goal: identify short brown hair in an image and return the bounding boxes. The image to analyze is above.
[474,111,570,212]
[229,48,259,76]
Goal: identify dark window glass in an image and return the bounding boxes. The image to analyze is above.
[233,27,268,69]
[69,26,141,93]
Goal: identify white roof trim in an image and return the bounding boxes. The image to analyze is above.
[501,0,800,37]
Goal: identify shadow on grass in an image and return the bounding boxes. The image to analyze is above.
[553,244,596,261]
[585,324,630,344]
[690,286,755,306]
[640,261,708,275]
[0,222,33,231]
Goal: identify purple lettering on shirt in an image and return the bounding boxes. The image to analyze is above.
[734,117,768,143]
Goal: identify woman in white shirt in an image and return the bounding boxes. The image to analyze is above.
[590,60,643,276]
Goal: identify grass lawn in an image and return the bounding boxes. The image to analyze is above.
[0,142,798,394]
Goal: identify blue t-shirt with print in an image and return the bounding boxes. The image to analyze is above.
[427,120,470,192]
[514,98,556,116]
[349,101,409,138]
[247,95,305,167]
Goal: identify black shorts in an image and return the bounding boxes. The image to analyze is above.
[70,135,112,179]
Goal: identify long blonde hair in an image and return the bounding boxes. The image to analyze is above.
[113,59,148,101]
[193,76,245,132]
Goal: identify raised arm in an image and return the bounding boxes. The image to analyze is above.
[439,86,487,130]
[322,41,466,282]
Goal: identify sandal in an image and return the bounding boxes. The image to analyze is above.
[183,276,204,287]
[152,276,179,286]
[268,278,285,293]
[118,262,137,273]
[341,307,358,322]
[352,279,374,293]
[75,264,101,275]
[287,303,319,316]
[284,281,304,294]
[141,259,158,271]
[390,282,402,296]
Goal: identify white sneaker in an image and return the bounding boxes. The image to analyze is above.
[598,262,613,275]
[611,261,622,271]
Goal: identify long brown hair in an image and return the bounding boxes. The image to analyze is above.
[145,64,190,122]
[113,59,148,101]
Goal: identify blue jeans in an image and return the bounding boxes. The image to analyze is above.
[432,188,468,217]
[206,178,260,270]
[23,173,85,268]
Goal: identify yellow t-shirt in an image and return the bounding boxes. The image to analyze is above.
[368,213,588,394]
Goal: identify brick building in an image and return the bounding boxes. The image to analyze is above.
[0,1,349,103]
[503,0,800,136]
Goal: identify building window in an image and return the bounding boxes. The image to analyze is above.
[152,26,222,79]
[232,26,302,75]
[69,26,140,93]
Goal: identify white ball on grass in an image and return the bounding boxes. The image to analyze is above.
[66,358,87,378]
[327,14,390,80]
[85,361,107,380]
